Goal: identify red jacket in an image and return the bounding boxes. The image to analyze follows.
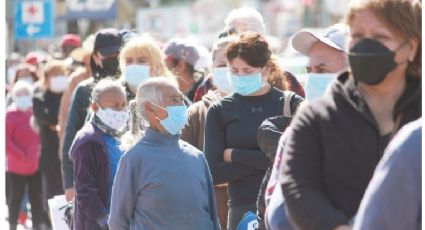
[6,105,40,175]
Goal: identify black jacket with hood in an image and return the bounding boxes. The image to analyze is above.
[281,72,421,230]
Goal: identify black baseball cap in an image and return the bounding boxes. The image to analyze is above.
[93,28,123,56]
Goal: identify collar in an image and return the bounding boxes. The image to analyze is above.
[142,127,180,145]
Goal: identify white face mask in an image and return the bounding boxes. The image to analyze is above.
[96,107,129,131]
[14,95,33,111]
[304,73,337,101]
[17,76,34,85]
[49,75,68,93]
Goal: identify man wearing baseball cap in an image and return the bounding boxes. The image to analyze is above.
[292,23,348,100]
[61,28,123,203]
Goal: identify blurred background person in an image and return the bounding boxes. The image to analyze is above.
[61,28,123,203]
[163,39,205,103]
[6,63,39,107]
[6,81,48,230]
[220,6,305,98]
[6,52,23,93]
[32,60,68,216]
[204,32,303,230]
[109,77,220,230]
[57,45,93,154]
[70,79,128,230]
[292,23,348,101]
[60,33,81,58]
[181,36,234,228]
[280,1,421,230]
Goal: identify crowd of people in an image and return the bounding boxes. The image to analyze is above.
[5,0,421,230]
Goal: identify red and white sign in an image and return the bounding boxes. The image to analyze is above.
[22,1,44,24]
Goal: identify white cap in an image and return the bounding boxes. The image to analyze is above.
[292,23,347,55]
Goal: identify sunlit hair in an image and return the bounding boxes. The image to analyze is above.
[226,31,289,91]
[345,0,421,77]
[224,7,266,34]
[40,60,66,89]
[119,34,171,79]
[119,76,179,151]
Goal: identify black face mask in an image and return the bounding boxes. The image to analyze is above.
[348,38,405,85]
[101,56,120,77]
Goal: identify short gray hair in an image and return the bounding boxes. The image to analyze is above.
[136,76,179,123]
[91,78,126,104]
[224,7,266,34]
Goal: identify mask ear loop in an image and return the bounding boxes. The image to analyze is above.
[149,102,167,122]
[394,41,410,65]
[260,66,270,88]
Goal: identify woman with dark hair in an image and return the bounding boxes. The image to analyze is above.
[204,31,304,230]
[280,0,421,230]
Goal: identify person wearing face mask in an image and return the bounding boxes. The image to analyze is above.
[69,79,128,230]
[117,34,173,151]
[204,32,304,230]
[292,23,348,101]
[61,28,123,204]
[108,77,220,230]
[279,1,421,230]
[119,34,172,98]
[32,61,68,210]
[6,81,51,230]
[57,45,93,154]
[163,39,207,103]
[181,36,234,229]
[6,63,39,107]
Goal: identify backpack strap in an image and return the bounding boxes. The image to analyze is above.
[283,91,296,117]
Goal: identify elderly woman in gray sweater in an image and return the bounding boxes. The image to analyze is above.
[108,77,220,230]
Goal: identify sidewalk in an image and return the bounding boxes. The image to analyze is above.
[1,204,33,230]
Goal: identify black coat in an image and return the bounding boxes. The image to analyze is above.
[281,72,421,230]
[32,86,63,172]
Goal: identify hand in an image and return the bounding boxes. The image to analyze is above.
[223,148,233,162]
[333,225,352,230]
[215,183,228,188]
[65,187,75,202]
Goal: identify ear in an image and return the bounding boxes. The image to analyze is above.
[407,37,419,62]
[91,103,98,113]
[144,101,161,124]
[92,52,102,66]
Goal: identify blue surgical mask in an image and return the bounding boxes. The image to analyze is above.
[212,67,234,94]
[152,103,188,135]
[14,95,33,111]
[124,65,150,89]
[228,70,263,96]
[304,73,336,101]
